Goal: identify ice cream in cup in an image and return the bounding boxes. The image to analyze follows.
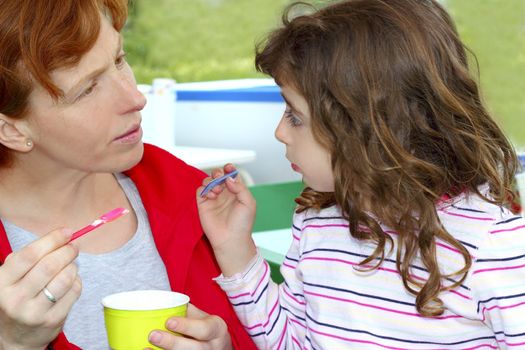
[102,290,189,350]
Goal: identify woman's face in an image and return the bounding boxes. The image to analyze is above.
[20,15,146,174]
[275,84,335,192]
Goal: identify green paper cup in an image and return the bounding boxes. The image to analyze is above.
[102,290,189,350]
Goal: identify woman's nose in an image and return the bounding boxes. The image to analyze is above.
[118,72,147,113]
[132,88,147,112]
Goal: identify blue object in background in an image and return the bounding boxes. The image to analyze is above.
[518,153,525,172]
[177,85,283,103]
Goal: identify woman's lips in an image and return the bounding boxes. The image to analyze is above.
[115,125,142,144]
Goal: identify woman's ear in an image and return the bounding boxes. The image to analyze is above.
[0,115,33,152]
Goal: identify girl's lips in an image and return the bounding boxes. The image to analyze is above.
[115,125,142,144]
[291,163,301,173]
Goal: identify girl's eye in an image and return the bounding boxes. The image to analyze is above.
[284,108,302,127]
[78,82,98,99]
[115,53,127,68]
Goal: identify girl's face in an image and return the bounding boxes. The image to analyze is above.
[275,84,335,192]
[18,15,146,174]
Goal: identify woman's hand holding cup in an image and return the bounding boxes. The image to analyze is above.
[102,290,229,350]
[146,303,232,350]
[0,228,81,349]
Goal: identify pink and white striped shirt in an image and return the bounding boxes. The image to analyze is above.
[216,191,525,349]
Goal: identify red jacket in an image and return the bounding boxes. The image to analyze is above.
[0,144,256,350]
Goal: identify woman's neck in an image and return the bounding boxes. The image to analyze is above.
[0,166,123,236]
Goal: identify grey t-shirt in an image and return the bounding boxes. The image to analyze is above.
[5,173,171,349]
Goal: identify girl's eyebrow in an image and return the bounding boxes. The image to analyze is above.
[280,93,305,118]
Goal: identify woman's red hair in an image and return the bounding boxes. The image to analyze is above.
[0,0,127,166]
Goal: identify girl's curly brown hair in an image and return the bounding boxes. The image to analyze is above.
[255,0,518,317]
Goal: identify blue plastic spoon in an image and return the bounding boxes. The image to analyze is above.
[200,169,239,197]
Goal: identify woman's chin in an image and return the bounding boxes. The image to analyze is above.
[117,142,145,172]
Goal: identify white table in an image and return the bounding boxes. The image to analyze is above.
[171,146,255,169]
[252,228,292,265]
[164,145,257,185]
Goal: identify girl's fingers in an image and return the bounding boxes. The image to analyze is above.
[204,191,219,200]
[223,163,236,174]
[0,228,73,287]
[197,165,241,202]
[200,168,225,190]
[225,175,255,209]
[210,183,226,195]
[212,168,224,178]
[202,169,223,186]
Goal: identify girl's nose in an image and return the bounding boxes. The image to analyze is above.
[274,116,288,145]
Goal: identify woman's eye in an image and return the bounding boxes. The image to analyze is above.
[115,53,127,68]
[284,108,302,127]
[78,82,97,99]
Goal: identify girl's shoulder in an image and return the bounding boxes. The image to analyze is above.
[438,190,525,256]
[292,205,347,229]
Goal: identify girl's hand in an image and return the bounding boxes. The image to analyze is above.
[0,228,82,350]
[146,304,232,350]
[197,164,257,276]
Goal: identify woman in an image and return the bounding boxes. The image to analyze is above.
[0,0,256,349]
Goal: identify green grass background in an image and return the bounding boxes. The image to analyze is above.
[123,0,525,146]
[447,0,525,148]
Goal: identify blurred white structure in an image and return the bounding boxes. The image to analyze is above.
[174,79,301,184]
[138,79,177,150]
[138,78,300,184]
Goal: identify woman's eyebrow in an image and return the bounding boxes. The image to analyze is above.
[64,35,123,99]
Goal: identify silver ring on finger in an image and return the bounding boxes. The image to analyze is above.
[42,287,57,303]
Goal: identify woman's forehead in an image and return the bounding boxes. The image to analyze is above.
[49,17,121,96]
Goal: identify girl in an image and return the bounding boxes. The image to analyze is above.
[197,0,525,349]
